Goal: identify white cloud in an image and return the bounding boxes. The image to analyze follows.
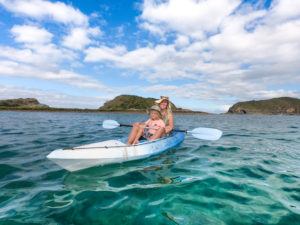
[174,35,190,48]
[85,44,202,81]
[140,0,240,38]
[0,0,88,26]
[62,28,91,50]
[84,0,300,110]
[85,45,127,62]
[0,60,109,90]
[268,0,300,23]
[0,21,105,90]
[0,0,117,108]
[1,0,102,51]
[142,82,300,112]
[0,44,76,69]
[11,24,53,44]
[62,27,101,50]
[139,22,165,36]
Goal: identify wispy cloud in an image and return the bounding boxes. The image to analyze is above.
[0,0,88,26]
[11,24,53,44]
[0,60,109,90]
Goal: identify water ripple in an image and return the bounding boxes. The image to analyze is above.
[0,112,300,224]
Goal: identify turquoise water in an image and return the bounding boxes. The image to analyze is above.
[0,111,299,225]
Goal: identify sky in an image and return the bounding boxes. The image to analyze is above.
[0,0,299,113]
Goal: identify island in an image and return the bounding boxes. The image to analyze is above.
[227,97,300,115]
[99,95,206,113]
[0,98,50,110]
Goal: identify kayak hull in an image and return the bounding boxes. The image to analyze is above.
[47,132,185,172]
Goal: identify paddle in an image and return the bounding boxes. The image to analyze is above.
[102,120,222,141]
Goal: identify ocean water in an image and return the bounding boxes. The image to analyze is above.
[0,111,299,225]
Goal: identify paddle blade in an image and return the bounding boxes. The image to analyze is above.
[188,127,223,141]
[102,120,120,129]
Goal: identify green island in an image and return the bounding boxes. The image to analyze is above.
[1,96,300,115]
[227,97,300,115]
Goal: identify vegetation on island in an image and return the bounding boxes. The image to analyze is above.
[98,95,208,113]
[99,95,177,111]
[0,98,49,110]
[227,97,300,115]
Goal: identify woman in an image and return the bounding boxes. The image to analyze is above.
[155,96,174,134]
[127,96,174,145]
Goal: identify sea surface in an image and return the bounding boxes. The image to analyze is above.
[0,111,299,225]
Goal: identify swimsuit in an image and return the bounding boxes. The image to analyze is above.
[142,119,165,139]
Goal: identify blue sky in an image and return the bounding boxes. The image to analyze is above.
[0,0,299,112]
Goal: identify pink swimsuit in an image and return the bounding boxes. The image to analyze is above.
[143,119,165,139]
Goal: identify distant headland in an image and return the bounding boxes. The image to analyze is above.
[227,97,300,115]
[0,98,50,109]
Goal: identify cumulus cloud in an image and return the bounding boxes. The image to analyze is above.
[85,0,300,107]
[0,2,106,91]
[140,0,240,38]
[62,27,101,50]
[0,0,88,26]
[0,25,77,70]
[11,25,53,44]
[1,0,102,51]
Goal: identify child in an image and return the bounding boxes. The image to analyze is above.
[131,105,165,144]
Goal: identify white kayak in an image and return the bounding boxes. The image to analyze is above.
[47,132,185,172]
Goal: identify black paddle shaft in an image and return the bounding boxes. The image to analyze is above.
[119,124,134,127]
[173,129,188,133]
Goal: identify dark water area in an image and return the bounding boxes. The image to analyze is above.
[0,111,299,224]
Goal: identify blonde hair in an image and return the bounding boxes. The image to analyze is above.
[156,100,172,125]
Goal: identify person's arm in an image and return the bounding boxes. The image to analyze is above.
[165,113,174,133]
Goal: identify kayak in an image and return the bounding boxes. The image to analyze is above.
[47,131,185,172]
